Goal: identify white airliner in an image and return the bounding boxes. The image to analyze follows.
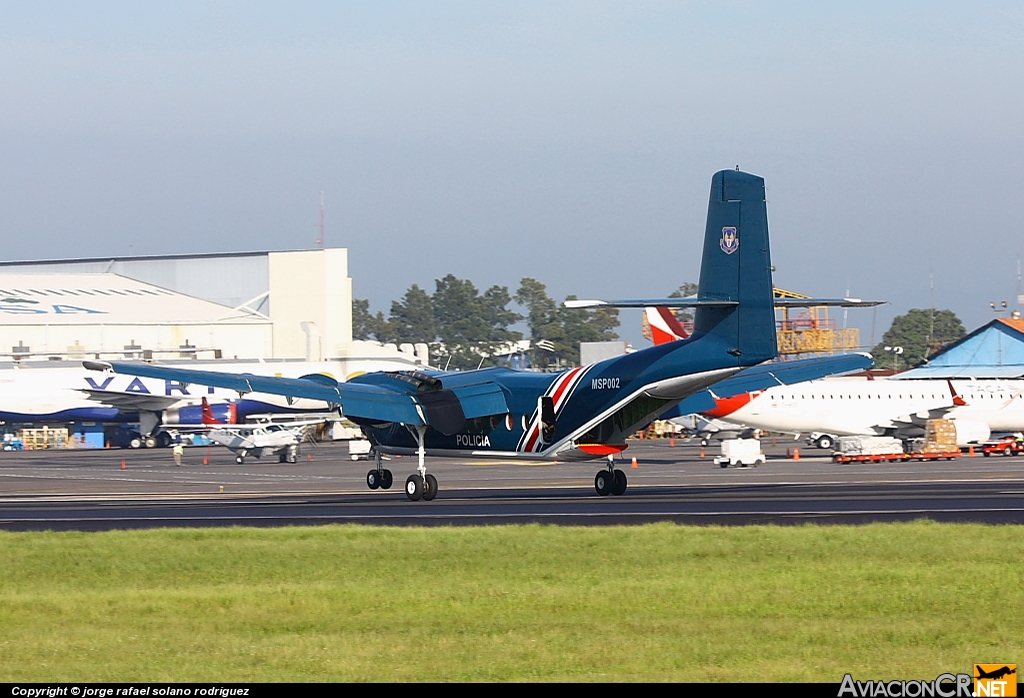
[701,376,1018,448]
[0,354,420,447]
[646,306,1024,448]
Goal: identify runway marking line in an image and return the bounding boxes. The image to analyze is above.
[2,475,1024,504]
[4,506,1024,527]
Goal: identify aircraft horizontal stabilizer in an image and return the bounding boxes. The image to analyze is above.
[773,298,884,308]
[565,298,882,310]
[564,298,738,309]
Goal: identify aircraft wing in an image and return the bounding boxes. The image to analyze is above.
[708,353,874,396]
[79,389,183,413]
[83,361,509,436]
[565,298,882,309]
[664,353,874,416]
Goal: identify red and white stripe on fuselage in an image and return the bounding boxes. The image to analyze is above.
[646,307,690,345]
[519,365,591,453]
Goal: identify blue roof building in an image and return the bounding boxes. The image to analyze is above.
[896,318,1024,379]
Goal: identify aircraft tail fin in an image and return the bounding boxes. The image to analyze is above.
[201,397,223,425]
[693,169,777,364]
[646,306,690,345]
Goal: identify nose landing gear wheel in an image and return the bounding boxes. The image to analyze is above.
[380,469,393,490]
[235,455,244,465]
[423,473,438,501]
[612,469,627,495]
[594,471,613,496]
[405,474,424,501]
[367,470,381,490]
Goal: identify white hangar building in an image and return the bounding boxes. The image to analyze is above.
[0,248,424,365]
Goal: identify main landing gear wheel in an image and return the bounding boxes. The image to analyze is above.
[595,470,613,496]
[367,470,381,490]
[423,473,438,501]
[368,468,394,490]
[612,469,627,496]
[405,474,424,501]
[816,435,834,450]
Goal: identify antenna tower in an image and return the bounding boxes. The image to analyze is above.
[315,191,325,249]
[1017,256,1023,312]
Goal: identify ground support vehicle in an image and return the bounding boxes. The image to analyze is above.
[714,438,766,468]
[831,435,958,463]
[806,432,836,450]
[348,439,372,461]
[833,451,959,463]
[980,438,1024,457]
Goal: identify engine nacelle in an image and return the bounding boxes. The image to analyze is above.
[952,418,990,446]
[164,402,238,425]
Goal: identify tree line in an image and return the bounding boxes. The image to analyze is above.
[870,308,966,371]
[356,277,966,373]
[352,275,620,370]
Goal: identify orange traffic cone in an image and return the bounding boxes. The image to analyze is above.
[203,455,209,465]
[793,448,801,461]
[669,435,676,447]
[307,453,313,462]
[699,445,706,458]
[631,456,638,469]
[968,445,975,457]
[121,459,126,469]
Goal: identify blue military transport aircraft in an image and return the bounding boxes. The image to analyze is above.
[85,169,870,501]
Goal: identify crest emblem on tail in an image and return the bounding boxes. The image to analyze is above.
[720,226,739,254]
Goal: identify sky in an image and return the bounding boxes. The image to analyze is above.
[2,1,1023,348]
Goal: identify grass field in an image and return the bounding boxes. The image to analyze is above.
[0,521,1021,682]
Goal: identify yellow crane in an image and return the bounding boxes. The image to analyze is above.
[774,288,860,356]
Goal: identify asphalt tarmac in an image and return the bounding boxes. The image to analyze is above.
[2,439,1024,530]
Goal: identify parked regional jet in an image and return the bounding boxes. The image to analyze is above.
[85,169,870,501]
[696,377,1024,448]
[641,303,1024,447]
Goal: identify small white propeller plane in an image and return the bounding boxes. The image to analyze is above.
[198,398,325,464]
